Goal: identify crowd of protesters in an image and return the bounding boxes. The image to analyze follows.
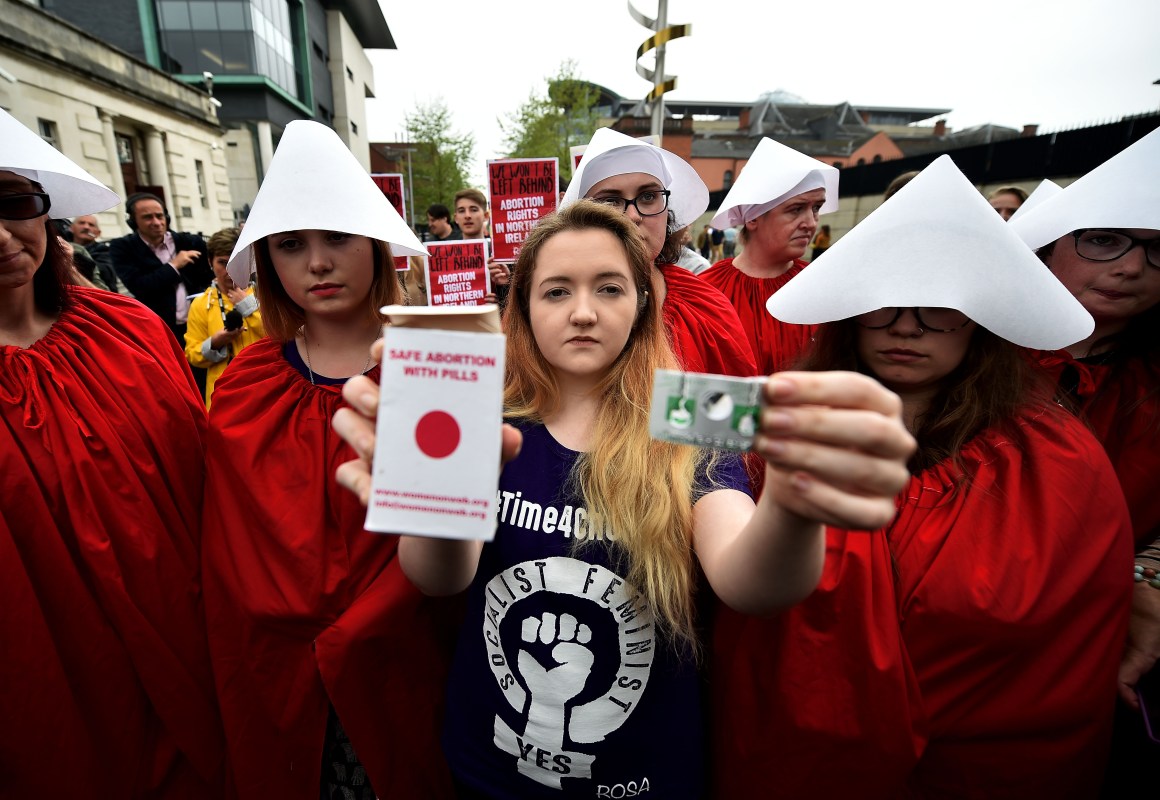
[2,102,1157,800]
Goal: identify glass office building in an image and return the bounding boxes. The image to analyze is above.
[155,0,304,101]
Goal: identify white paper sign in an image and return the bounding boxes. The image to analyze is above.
[366,323,506,540]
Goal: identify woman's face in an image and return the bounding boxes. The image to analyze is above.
[585,172,669,261]
[528,228,640,389]
[856,308,976,397]
[1042,229,1160,326]
[745,188,826,265]
[989,191,1023,221]
[0,171,49,292]
[267,230,375,320]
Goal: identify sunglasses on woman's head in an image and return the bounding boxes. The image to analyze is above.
[0,192,52,221]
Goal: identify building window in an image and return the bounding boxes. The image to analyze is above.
[116,133,134,164]
[872,154,883,164]
[723,169,734,189]
[37,118,58,148]
[195,159,209,208]
[155,0,302,100]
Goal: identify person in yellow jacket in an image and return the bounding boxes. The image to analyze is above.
[185,226,264,408]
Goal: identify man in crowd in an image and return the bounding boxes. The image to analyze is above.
[454,187,511,306]
[70,214,124,293]
[110,192,212,342]
[453,188,489,240]
[425,203,461,242]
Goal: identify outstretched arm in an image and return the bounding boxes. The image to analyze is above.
[694,371,914,614]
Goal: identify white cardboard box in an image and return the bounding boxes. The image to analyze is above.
[364,306,505,540]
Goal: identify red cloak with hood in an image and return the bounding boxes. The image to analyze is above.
[699,257,817,375]
[659,263,758,377]
[1037,349,1159,547]
[711,408,1132,799]
[202,338,459,799]
[0,287,223,797]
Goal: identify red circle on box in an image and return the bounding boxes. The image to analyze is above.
[415,410,460,459]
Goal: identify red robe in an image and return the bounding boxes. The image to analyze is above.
[1036,349,1159,548]
[202,339,458,799]
[699,257,817,375]
[711,408,1132,799]
[659,263,757,377]
[0,287,223,796]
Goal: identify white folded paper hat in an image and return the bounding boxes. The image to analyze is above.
[766,155,1093,350]
[0,108,120,218]
[1007,179,1061,223]
[561,127,708,229]
[1009,126,1160,249]
[228,120,427,285]
[710,137,839,229]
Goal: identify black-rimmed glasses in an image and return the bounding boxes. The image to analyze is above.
[855,307,972,332]
[1072,229,1160,269]
[590,189,671,217]
[0,192,51,221]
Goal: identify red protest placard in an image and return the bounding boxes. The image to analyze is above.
[371,173,405,218]
[424,239,491,306]
[487,158,558,263]
[370,174,412,271]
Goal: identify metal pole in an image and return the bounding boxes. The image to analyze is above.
[652,0,667,142]
[405,148,415,227]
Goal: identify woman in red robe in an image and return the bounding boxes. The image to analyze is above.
[201,121,455,799]
[699,137,840,375]
[0,111,223,796]
[563,128,756,377]
[712,157,1133,799]
[1009,127,1160,792]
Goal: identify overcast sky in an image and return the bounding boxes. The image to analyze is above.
[366,0,1160,186]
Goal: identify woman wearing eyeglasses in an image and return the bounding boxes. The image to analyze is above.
[1011,127,1160,794]
[711,157,1131,799]
[562,128,757,378]
[0,112,224,793]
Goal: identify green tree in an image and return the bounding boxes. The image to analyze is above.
[405,99,476,218]
[501,61,601,178]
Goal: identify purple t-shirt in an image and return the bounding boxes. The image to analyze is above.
[443,421,751,799]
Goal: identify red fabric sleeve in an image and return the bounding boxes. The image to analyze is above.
[710,408,1132,799]
[699,258,817,375]
[892,409,1131,798]
[0,288,222,796]
[202,340,459,799]
[658,263,758,377]
[1037,349,1160,548]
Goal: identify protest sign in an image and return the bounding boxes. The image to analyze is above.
[424,239,490,306]
[570,145,586,174]
[487,157,558,262]
[371,173,412,271]
[371,173,406,218]
[366,306,505,541]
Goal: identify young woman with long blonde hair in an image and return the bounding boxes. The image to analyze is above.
[333,200,915,798]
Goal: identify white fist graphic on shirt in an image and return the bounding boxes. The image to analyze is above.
[518,611,594,747]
